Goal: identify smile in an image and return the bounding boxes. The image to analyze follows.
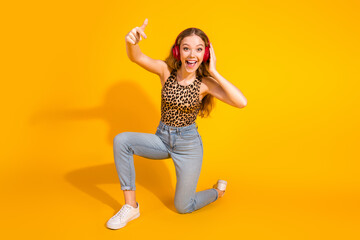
[185,60,197,68]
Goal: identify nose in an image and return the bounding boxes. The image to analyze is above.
[190,50,195,57]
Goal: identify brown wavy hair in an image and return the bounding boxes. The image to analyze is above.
[164,28,215,118]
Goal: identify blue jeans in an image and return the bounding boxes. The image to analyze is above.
[113,120,219,214]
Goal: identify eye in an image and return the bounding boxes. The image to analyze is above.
[197,48,203,51]
[183,47,189,51]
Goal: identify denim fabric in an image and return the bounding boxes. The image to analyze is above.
[113,120,218,214]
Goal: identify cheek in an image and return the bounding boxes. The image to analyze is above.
[179,51,185,59]
[198,53,204,61]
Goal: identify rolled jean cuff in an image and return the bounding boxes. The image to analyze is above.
[121,186,136,191]
[212,188,219,202]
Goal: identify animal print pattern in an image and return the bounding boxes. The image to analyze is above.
[161,69,202,127]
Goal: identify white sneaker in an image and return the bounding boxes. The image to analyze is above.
[213,179,227,196]
[106,202,140,229]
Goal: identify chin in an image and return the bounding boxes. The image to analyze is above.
[185,67,197,73]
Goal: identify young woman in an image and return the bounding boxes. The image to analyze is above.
[106,18,247,230]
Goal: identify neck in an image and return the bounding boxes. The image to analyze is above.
[177,66,197,82]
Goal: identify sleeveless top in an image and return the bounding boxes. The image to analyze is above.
[160,69,202,127]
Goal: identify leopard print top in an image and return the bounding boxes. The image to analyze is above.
[161,69,202,127]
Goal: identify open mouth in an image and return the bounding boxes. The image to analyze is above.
[185,60,197,68]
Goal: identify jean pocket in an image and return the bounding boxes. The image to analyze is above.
[156,127,166,135]
[179,129,198,140]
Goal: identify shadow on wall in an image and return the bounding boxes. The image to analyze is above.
[30,80,177,212]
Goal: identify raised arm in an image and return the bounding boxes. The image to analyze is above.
[125,18,167,78]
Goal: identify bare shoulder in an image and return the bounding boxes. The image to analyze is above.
[159,66,172,87]
[199,76,214,99]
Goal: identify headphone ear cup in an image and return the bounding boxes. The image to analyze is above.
[172,45,180,61]
[203,46,210,62]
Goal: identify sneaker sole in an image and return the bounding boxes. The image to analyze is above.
[106,212,140,230]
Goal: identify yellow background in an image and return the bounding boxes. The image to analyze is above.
[1,0,359,239]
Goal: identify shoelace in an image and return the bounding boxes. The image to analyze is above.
[112,205,132,220]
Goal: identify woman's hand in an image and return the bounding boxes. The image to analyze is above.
[208,43,217,75]
[125,18,148,45]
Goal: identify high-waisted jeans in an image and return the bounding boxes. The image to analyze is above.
[113,120,219,214]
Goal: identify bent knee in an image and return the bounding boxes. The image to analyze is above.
[113,132,131,145]
[174,202,194,214]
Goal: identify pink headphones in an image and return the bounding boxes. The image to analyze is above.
[172,31,211,63]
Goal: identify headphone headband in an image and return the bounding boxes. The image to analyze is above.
[174,30,210,47]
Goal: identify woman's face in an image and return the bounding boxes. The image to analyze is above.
[179,35,206,73]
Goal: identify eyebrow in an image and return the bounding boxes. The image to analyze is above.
[182,43,204,47]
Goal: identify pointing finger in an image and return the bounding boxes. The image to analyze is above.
[140,18,148,31]
[136,27,147,39]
